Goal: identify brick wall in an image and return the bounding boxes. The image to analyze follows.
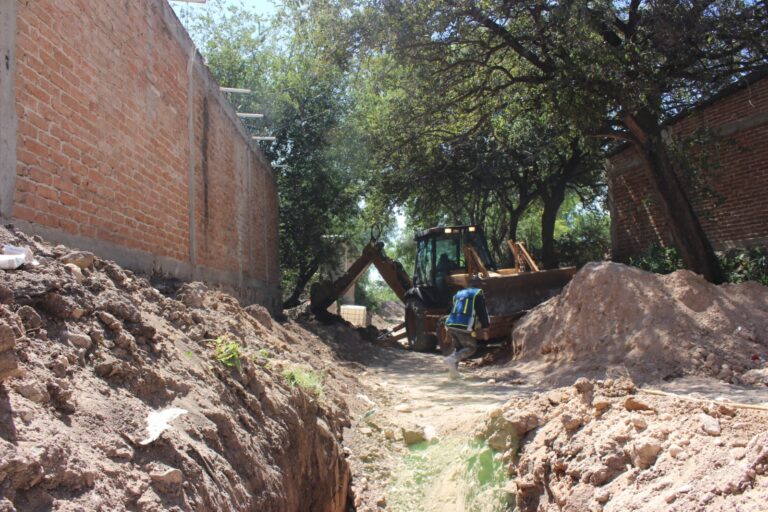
[3,0,280,311]
[608,74,768,261]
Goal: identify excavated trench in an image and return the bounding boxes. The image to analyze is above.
[321,331,523,512]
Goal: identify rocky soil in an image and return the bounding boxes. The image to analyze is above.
[0,226,357,511]
[480,378,768,512]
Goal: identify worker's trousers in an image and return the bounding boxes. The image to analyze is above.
[447,327,478,362]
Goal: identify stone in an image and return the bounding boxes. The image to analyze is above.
[561,413,583,431]
[96,292,141,322]
[64,263,84,284]
[149,467,183,486]
[97,311,122,331]
[48,355,69,378]
[0,322,15,352]
[384,429,395,441]
[547,390,565,405]
[60,251,95,269]
[0,351,21,382]
[624,396,654,412]
[699,413,721,436]
[741,368,768,387]
[376,496,386,507]
[176,282,208,309]
[359,427,373,435]
[115,331,137,351]
[17,305,42,331]
[487,431,512,451]
[0,283,13,304]
[244,304,273,329]
[401,426,426,445]
[668,444,684,459]
[501,411,540,437]
[574,378,594,403]
[594,488,610,504]
[394,403,412,413]
[593,399,611,412]
[67,331,93,350]
[71,307,88,320]
[630,415,648,430]
[40,292,72,319]
[15,382,50,403]
[630,440,662,469]
[731,448,746,460]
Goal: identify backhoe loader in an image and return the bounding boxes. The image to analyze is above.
[310,225,575,352]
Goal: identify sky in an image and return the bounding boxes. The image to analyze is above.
[169,0,276,19]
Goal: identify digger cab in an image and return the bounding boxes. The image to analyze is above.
[411,225,495,306]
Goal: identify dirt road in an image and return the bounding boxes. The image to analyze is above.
[333,339,527,512]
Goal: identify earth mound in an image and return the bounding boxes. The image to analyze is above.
[510,262,768,384]
[0,226,355,511]
[480,378,768,512]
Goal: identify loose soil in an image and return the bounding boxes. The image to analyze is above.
[2,228,767,512]
[0,226,357,511]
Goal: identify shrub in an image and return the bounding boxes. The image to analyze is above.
[210,336,242,371]
[282,366,323,396]
[629,245,768,285]
[629,246,684,274]
[720,247,768,285]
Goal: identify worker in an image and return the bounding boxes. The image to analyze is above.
[443,287,490,378]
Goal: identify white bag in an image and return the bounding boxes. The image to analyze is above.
[0,245,38,269]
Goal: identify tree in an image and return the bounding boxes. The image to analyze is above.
[330,0,767,282]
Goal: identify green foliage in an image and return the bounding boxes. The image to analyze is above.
[554,202,611,267]
[720,247,768,286]
[354,269,401,315]
[629,246,685,275]
[631,246,768,285]
[179,0,364,309]
[282,366,324,396]
[211,336,242,371]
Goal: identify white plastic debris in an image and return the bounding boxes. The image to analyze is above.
[356,393,376,407]
[139,407,188,445]
[0,245,38,269]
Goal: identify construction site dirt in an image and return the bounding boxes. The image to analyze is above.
[0,225,767,511]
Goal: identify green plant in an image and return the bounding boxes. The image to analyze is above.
[629,246,685,275]
[256,348,272,359]
[282,366,323,396]
[720,247,768,285]
[210,336,242,371]
[630,245,768,285]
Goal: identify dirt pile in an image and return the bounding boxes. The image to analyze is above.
[510,262,768,384]
[370,301,404,330]
[0,226,355,511]
[480,378,768,511]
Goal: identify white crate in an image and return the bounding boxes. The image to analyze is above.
[340,305,368,327]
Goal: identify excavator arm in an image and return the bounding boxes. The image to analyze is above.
[309,241,413,316]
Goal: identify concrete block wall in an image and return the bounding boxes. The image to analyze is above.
[0,0,280,311]
[607,74,768,261]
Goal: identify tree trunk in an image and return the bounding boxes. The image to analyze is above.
[623,110,725,284]
[282,261,320,309]
[540,187,566,269]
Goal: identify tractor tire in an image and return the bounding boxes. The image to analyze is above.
[405,298,438,352]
